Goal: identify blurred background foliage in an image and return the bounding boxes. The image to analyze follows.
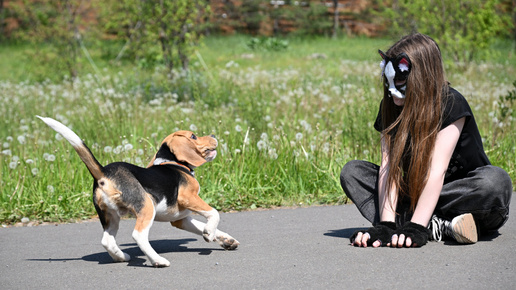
[0,0,514,81]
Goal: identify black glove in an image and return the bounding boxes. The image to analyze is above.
[350,221,397,246]
[396,222,431,247]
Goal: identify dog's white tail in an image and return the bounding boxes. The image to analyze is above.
[37,116,104,180]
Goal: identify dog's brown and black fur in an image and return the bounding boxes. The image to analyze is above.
[37,116,239,267]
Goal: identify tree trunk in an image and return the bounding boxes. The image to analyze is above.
[332,0,339,38]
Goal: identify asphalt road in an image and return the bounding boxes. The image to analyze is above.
[1,198,515,289]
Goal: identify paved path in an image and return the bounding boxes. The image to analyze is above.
[1,199,515,289]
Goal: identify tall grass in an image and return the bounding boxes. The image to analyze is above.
[0,35,514,225]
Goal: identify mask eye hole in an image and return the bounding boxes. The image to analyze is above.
[395,79,406,86]
[191,134,197,140]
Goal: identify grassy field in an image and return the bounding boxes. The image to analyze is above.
[0,35,515,225]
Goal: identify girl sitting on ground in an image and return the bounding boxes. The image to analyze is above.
[340,33,512,248]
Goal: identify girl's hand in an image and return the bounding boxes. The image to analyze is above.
[390,222,431,247]
[350,222,397,248]
[390,234,414,247]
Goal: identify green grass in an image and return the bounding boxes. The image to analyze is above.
[0,35,515,225]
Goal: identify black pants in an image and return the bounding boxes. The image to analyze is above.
[340,160,513,235]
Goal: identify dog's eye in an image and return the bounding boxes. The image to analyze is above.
[191,134,197,140]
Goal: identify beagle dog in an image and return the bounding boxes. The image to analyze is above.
[37,116,239,267]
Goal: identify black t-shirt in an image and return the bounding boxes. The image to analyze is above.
[373,87,490,183]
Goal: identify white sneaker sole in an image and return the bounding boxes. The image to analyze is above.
[450,213,478,244]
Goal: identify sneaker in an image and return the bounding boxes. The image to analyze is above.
[429,213,478,244]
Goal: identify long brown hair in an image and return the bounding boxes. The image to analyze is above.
[380,33,449,211]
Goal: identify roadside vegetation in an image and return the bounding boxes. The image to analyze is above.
[0,0,515,225]
[1,35,514,225]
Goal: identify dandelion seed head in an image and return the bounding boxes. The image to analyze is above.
[322,143,330,154]
[17,135,26,144]
[104,146,113,153]
[32,168,39,175]
[295,132,303,141]
[46,154,56,162]
[47,185,54,193]
[190,124,198,131]
[268,148,278,160]
[235,125,242,132]
[113,146,122,154]
[124,143,133,151]
[9,161,17,169]
[257,140,267,151]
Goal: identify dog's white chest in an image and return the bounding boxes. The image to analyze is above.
[154,199,191,222]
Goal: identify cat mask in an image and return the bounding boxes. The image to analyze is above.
[379,50,411,99]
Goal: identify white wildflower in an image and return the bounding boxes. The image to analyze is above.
[257,140,267,151]
[17,135,26,144]
[268,148,278,160]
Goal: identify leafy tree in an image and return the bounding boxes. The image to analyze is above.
[99,0,211,73]
[385,0,513,64]
[11,0,93,81]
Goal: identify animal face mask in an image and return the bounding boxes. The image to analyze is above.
[379,50,411,99]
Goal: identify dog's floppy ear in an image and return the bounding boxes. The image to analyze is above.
[146,154,157,168]
[167,135,206,168]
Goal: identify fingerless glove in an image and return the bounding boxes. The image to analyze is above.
[350,221,397,246]
[396,222,431,247]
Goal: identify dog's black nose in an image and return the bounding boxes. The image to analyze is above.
[210,134,216,138]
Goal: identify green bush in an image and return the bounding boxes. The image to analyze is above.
[385,0,513,64]
[247,37,289,51]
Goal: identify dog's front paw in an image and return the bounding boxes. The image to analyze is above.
[110,251,131,262]
[219,237,239,250]
[203,229,216,242]
[150,256,170,268]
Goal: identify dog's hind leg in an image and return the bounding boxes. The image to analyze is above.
[172,216,240,250]
[101,212,131,262]
[132,194,170,267]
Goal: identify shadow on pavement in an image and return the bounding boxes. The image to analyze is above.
[324,227,366,239]
[27,238,220,268]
